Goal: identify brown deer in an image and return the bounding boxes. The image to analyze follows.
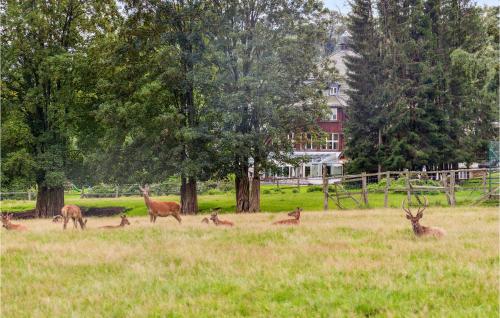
[402,197,446,238]
[139,185,182,223]
[1,214,28,231]
[273,207,302,225]
[201,217,210,224]
[210,211,234,227]
[61,205,87,230]
[99,214,131,229]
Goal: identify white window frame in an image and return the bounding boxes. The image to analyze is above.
[330,107,338,121]
[325,133,339,150]
[329,86,338,96]
[305,133,313,150]
[288,132,295,147]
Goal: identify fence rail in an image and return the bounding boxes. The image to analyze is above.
[2,168,499,209]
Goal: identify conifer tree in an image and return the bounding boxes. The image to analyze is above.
[344,0,383,173]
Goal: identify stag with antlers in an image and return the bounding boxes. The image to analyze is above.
[272,207,302,225]
[139,185,182,223]
[1,214,28,231]
[210,210,234,227]
[402,197,446,238]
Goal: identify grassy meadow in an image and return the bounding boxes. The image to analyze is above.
[1,206,498,317]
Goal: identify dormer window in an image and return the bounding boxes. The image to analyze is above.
[329,86,338,96]
[328,84,340,96]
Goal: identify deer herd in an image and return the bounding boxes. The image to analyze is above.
[1,185,446,238]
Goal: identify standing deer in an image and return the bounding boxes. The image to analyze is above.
[61,205,87,230]
[99,214,130,229]
[139,185,182,223]
[1,214,28,231]
[273,207,302,225]
[402,197,446,238]
[210,210,234,227]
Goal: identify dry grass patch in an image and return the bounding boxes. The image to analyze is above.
[1,207,498,317]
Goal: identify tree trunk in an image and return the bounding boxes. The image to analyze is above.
[35,184,64,218]
[235,168,250,213]
[249,169,260,213]
[181,177,198,214]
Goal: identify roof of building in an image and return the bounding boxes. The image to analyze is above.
[326,94,347,107]
[292,151,343,164]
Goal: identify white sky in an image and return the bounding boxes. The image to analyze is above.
[323,0,499,14]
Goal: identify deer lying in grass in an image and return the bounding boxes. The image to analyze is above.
[1,214,28,231]
[210,210,234,227]
[99,214,130,229]
[61,205,87,230]
[403,197,446,238]
[139,185,182,223]
[273,207,302,225]
[52,215,63,223]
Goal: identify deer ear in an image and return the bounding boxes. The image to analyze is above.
[406,214,412,220]
[416,212,423,219]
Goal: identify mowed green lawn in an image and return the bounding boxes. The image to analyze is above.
[0,185,494,215]
[1,207,498,317]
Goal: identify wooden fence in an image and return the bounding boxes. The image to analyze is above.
[265,167,499,209]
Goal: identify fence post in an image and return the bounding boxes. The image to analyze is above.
[322,164,328,211]
[450,171,456,206]
[384,172,390,208]
[361,172,368,206]
[115,185,119,198]
[28,191,32,201]
[297,177,300,191]
[405,169,411,204]
[482,170,487,194]
[442,173,451,205]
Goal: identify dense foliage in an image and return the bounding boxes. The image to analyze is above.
[2,0,330,214]
[344,0,498,173]
[1,0,119,216]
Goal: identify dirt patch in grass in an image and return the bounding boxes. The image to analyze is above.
[3,206,129,219]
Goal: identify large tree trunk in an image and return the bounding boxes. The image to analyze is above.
[235,167,250,213]
[35,184,64,218]
[181,177,198,214]
[249,167,260,213]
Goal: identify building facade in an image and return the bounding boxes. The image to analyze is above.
[267,32,353,181]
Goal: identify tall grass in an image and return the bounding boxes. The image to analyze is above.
[1,207,498,317]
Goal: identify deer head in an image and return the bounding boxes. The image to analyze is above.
[1,213,11,225]
[210,211,218,222]
[288,207,302,219]
[120,214,130,226]
[139,184,150,197]
[402,196,428,225]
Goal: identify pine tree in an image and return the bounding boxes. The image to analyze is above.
[344,0,383,173]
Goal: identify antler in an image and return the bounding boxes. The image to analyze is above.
[416,196,428,216]
[401,198,413,217]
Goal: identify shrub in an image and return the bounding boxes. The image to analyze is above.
[207,189,224,195]
[292,188,299,194]
[307,186,323,192]
[263,189,271,194]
